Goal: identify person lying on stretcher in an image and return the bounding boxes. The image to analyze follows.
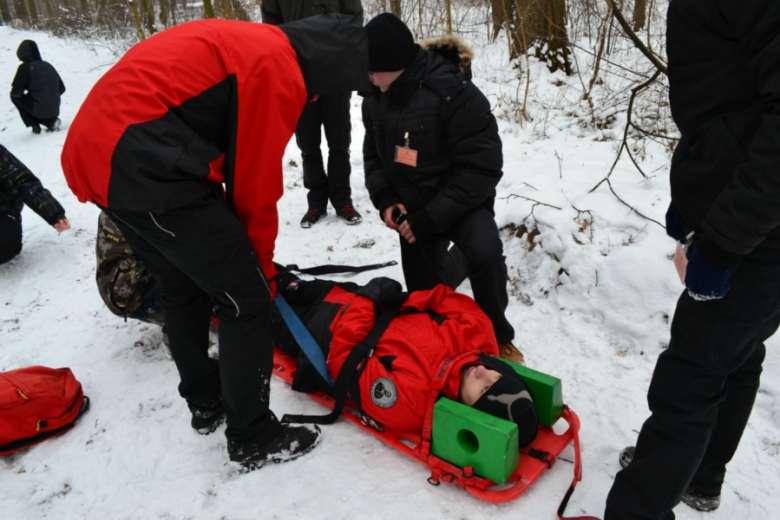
[271,273,539,447]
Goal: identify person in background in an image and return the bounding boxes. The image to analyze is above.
[262,0,365,228]
[11,40,65,134]
[0,144,70,263]
[605,2,780,519]
[361,13,524,365]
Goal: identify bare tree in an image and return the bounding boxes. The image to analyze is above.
[633,0,646,31]
[491,0,572,74]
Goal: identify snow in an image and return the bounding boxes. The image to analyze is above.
[1,24,779,520]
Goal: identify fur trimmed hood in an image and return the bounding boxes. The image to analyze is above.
[420,35,474,73]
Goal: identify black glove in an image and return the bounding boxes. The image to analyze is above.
[665,202,687,243]
[356,277,406,307]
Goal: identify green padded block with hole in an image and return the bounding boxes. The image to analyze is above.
[492,357,564,427]
[431,398,519,484]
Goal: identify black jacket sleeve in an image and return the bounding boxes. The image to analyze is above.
[701,1,780,256]
[0,146,65,225]
[362,98,402,214]
[407,83,503,240]
[10,63,29,97]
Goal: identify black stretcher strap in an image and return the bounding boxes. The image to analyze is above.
[283,261,397,276]
[282,304,402,425]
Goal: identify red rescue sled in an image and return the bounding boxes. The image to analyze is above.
[273,348,595,517]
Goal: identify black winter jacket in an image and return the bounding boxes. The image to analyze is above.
[261,0,363,24]
[0,144,66,224]
[11,40,65,120]
[362,36,503,241]
[667,0,780,262]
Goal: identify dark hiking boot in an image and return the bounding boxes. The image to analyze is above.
[300,208,326,229]
[618,445,634,469]
[45,118,61,132]
[31,124,41,134]
[498,341,525,365]
[228,424,322,472]
[681,489,720,512]
[188,397,226,435]
[618,446,720,512]
[336,205,363,225]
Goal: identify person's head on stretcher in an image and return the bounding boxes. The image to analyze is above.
[459,355,538,447]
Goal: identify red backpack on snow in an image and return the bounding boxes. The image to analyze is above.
[0,366,90,455]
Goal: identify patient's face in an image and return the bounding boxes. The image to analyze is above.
[459,365,502,406]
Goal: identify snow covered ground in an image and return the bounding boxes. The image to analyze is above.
[1,24,779,520]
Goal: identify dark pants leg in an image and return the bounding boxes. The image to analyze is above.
[604,246,780,520]
[295,93,352,210]
[10,95,40,128]
[400,208,515,343]
[107,197,282,445]
[0,211,23,263]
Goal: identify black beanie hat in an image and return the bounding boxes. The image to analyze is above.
[364,13,418,72]
[472,356,539,448]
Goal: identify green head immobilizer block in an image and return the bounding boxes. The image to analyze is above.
[430,360,564,484]
[493,357,564,427]
[431,398,519,485]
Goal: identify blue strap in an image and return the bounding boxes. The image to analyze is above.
[274,292,335,387]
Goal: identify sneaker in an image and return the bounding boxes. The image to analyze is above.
[31,124,41,134]
[618,446,720,512]
[498,341,525,365]
[228,424,321,471]
[45,118,61,132]
[188,397,226,435]
[300,208,326,229]
[336,205,362,225]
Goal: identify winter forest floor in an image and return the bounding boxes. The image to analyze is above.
[1,23,779,520]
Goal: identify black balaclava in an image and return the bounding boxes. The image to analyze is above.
[279,13,372,96]
[471,355,539,448]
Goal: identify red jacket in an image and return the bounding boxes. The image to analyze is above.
[323,285,499,432]
[61,20,307,285]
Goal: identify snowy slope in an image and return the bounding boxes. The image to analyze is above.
[1,25,778,520]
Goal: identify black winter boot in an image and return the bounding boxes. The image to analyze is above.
[228,424,321,471]
[188,397,225,435]
[618,446,721,512]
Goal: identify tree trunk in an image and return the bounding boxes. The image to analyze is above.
[633,0,646,31]
[0,0,12,23]
[127,0,146,40]
[139,0,155,34]
[389,0,401,18]
[202,0,214,18]
[13,0,29,23]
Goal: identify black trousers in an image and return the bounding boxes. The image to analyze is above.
[10,95,57,129]
[605,246,780,520]
[295,92,353,211]
[0,211,22,263]
[106,196,282,445]
[400,207,515,344]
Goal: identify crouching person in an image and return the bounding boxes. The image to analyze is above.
[0,144,70,263]
[272,273,538,443]
[361,14,523,365]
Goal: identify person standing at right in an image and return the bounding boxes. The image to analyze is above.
[361,14,523,365]
[605,2,780,519]
[262,0,365,228]
[11,40,65,134]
